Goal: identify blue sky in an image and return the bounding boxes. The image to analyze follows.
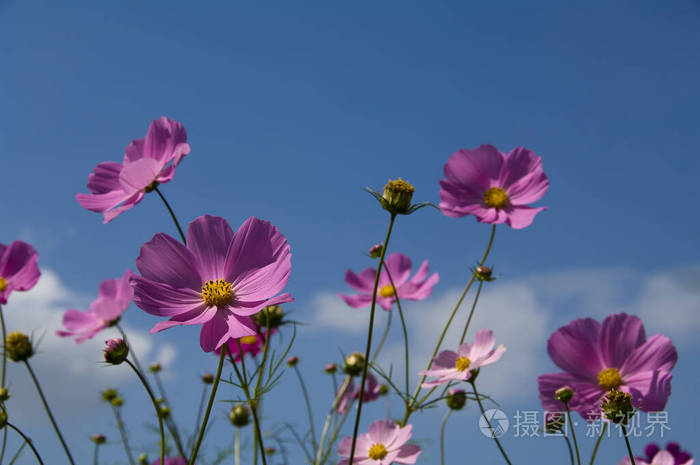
[1,0,699,464]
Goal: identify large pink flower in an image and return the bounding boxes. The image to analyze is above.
[337,419,420,465]
[538,313,677,419]
[131,215,293,352]
[76,117,191,223]
[439,145,549,229]
[419,329,506,388]
[0,240,41,305]
[339,253,439,311]
[57,270,134,343]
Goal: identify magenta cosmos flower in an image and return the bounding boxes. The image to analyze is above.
[439,144,549,229]
[336,373,381,414]
[215,328,276,362]
[419,329,506,388]
[131,215,292,352]
[339,253,439,311]
[619,443,694,465]
[151,458,190,465]
[538,313,677,419]
[0,240,41,305]
[76,117,191,223]
[57,270,134,343]
[338,419,420,465]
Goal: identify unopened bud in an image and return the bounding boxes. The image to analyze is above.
[149,362,161,373]
[137,453,148,465]
[0,388,9,402]
[382,178,415,214]
[379,384,390,396]
[446,389,467,410]
[101,388,118,402]
[91,433,106,444]
[5,332,33,362]
[286,356,299,367]
[324,363,337,374]
[103,338,129,365]
[555,386,574,404]
[474,265,494,281]
[111,397,124,407]
[0,410,7,429]
[201,373,214,384]
[229,404,250,427]
[601,389,634,425]
[369,244,383,259]
[159,405,171,418]
[265,447,276,455]
[343,352,365,377]
[252,305,284,328]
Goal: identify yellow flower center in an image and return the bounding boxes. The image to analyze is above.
[378,284,396,298]
[598,368,623,390]
[201,279,234,307]
[0,278,6,292]
[455,356,472,372]
[368,443,388,460]
[483,187,509,209]
[240,335,258,345]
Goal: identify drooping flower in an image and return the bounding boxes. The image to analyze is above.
[339,253,439,311]
[0,240,40,305]
[131,215,293,352]
[57,271,134,343]
[419,329,506,388]
[439,144,549,229]
[76,117,191,223]
[336,373,382,414]
[215,329,276,362]
[619,442,694,465]
[337,419,420,465]
[538,313,677,420]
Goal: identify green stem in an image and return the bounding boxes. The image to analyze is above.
[315,376,352,465]
[293,365,317,451]
[154,186,186,244]
[248,317,272,465]
[153,371,187,459]
[440,410,452,465]
[93,442,100,465]
[189,383,209,451]
[380,263,410,400]
[319,408,352,465]
[234,427,241,465]
[459,280,484,344]
[621,425,636,465]
[116,325,146,383]
[370,309,392,364]
[8,439,26,465]
[471,380,513,465]
[188,348,226,465]
[24,361,75,465]
[6,423,43,465]
[111,404,137,465]
[1,305,8,464]
[565,404,581,465]
[126,359,164,465]
[564,434,574,465]
[588,422,607,465]
[230,354,268,465]
[348,214,397,465]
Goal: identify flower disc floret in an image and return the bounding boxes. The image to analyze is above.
[0,278,6,292]
[598,367,623,390]
[201,279,233,307]
[378,284,395,298]
[483,187,509,209]
[455,356,472,371]
[368,443,388,460]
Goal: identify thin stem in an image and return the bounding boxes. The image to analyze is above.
[189,348,226,465]
[565,404,581,465]
[1,305,9,464]
[24,360,75,465]
[348,214,397,465]
[319,408,352,465]
[293,365,317,451]
[230,355,268,465]
[380,263,410,400]
[315,376,352,465]
[563,434,574,465]
[111,405,137,465]
[588,422,607,465]
[93,442,100,465]
[153,371,187,459]
[471,380,513,465]
[459,280,484,344]
[7,423,43,465]
[116,325,146,383]
[126,359,164,465]
[189,383,209,450]
[154,186,186,244]
[440,410,452,465]
[234,428,241,465]
[621,426,636,465]
[370,309,392,364]
[8,439,27,465]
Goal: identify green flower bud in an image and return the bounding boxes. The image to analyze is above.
[91,433,106,444]
[555,386,574,404]
[343,352,365,377]
[229,404,250,427]
[101,388,118,402]
[446,389,467,410]
[201,373,214,384]
[474,265,496,282]
[149,362,161,373]
[0,388,10,402]
[601,389,634,425]
[286,356,299,367]
[0,410,7,429]
[379,384,390,396]
[369,244,383,259]
[137,453,148,465]
[111,397,124,407]
[5,332,33,362]
[252,305,284,328]
[324,362,337,374]
[159,405,171,419]
[382,178,415,214]
[103,338,129,365]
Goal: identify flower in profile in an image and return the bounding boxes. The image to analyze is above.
[0,240,40,305]
[76,117,191,223]
[336,373,381,414]
[619,442,694,465]
[339,253,439,311]
[538,313,677,420]
[419,329,506,388]
[337,419,420,465]
[150,458,189,465]
[131,215,293,352]
[57,270,134,343]
[439,145,549,229]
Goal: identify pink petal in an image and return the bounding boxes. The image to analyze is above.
[394,444,421,465]
[229,292,294,317]
[101,191,144,223]
[431,350,458,369]
[86,161,123,194]
[386,423,412,449]
[505,206,546,229]
[537,372,580,413]
[470,329,496,358]
[143,117,189,164]
[339,293,373,308]
[124,138,145,163]
[61,309,100,331]
[443,145,504,191]
[200,310,256,352]
[368,419,397,445]
[499,147,546,195]
[475,344,506,368]
[623,370,672,412]
[186,215,235,281]
[547,317,604,379]
[151,305,217,333]
[136,233,202,290]
[97,270,135,308]
[345,268,377,293]
[131,276,205,317]
[119,157,161,193]
[383,253,413,286]
[600,313,646,370]
[620,334,677,376]
[505,168,549,205]
[76,190,130,213]
[0,241,41,292]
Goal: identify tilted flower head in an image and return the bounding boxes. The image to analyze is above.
[0,240,41,305]
[131,215,293,352]
[104,338,129,365]
[339,253,439,311]
[538,313,677,420]
[76,117,191,223]
[439,145,549,229]
[215,329,276,362]
[337,419,420,465]
[619,443,695,465]
[57,270,134,343]
[419,329,506,388]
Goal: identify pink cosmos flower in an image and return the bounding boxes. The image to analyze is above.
[0,240,41,305]
[215,329,276,362]
[338,419,420,465]
[76,117,191,223]
[339,253,439,311]
[151,458,189,465]
[57,270,134,343]
[419,329,506,388]
[538,313,677,419]
[336,373,381,414]
[439,145,549,229]
[619,443,694,465]
[131,215,292,352]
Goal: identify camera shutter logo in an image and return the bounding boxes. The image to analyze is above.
[479,409,509,438]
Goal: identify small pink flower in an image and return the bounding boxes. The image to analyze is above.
[339,253,439,311]
[439,145,549,229]
[215,329,276,362]
[337,419,420,465]
[0,240,41,305]
[336,373,381,414]
[419,329,506,388]
[131,215,293,352]
[619,443,694,465]
[151,458,190,465]
[57,271,134,343]
[76,117,191,223]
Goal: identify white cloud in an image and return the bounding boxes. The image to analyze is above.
[309,291,369,334]
[2,269,177,425]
